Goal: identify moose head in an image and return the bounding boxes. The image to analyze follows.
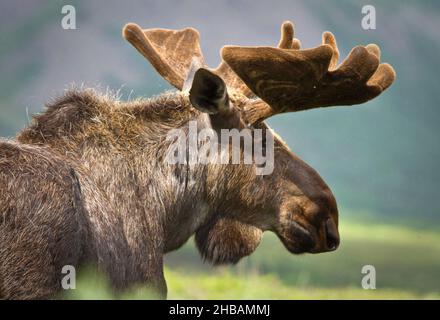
[123,21,395,264]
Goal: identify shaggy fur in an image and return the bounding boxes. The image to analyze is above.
[0,88,338,299]
[0,140,87,299]
[0,19,396,299]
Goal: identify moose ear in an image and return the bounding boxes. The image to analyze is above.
[189,68,230,114]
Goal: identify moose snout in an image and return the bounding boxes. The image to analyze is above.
[324,217,339,251]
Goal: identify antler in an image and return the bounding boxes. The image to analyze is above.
[123,23,204,90]
[122,22,252,96]
[123,21,396,125]
[213,21,302,99]
[123,22,258,97]
[221,21,396,122]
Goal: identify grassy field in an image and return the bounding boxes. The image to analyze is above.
[165,270,440,299]
[66,268,440,300]
[65,219,440,299]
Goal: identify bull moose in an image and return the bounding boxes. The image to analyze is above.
[0,21,395,299]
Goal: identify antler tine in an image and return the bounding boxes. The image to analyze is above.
[215,20,303,99]
[278,21,301,50]
[221,24,396,122]
[322,31,339,70]
[123,23,204,90]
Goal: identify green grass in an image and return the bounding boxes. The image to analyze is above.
[165,269,440,300]
[165,218,440,297]
[64,219,440,299]
[64,267,440,300]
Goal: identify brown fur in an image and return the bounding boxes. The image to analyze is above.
[0,140,86,299]
[0,14,402,299]
[0,19,396,299]
[0,86,339,299]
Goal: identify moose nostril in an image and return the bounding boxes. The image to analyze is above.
[326,233,339,250]
[325,218,340,251]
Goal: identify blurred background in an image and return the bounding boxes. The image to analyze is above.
[1,0,439,299]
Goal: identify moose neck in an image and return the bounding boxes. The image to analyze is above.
[16,89,257,251]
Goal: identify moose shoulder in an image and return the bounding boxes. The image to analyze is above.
[0,21,395,299]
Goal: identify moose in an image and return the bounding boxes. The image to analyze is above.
[0,21,395,299]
